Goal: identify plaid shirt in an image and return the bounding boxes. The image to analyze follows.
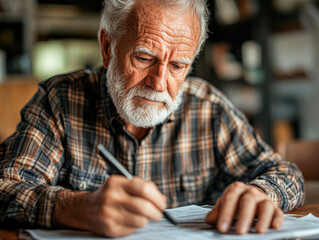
[0,66,304,228]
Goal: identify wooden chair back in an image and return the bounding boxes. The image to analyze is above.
[0,79,39,142]
[277,140,319,204]
[277,140,319,181]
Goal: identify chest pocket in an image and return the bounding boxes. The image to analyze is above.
[174,167,215,207]
[68,165,109,191]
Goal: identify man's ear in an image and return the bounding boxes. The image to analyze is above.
[99,30,112,69]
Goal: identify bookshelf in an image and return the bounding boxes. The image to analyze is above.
[0,0,102,80]
[1,0,319,145]
[193,0,274,144]
[0,0,35,76]
[193,0,319,146]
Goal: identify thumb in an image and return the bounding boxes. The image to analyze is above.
[205,198,221,224]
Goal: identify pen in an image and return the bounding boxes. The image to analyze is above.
[97,144,177,226]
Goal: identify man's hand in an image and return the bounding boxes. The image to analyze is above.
[205,181,284,234]
[54,176,167,237]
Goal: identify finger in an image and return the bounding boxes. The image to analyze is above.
[254,200,275,233]
[92,206,143,238]
[102,218,141,238]
[235,191,256,234]
[217,182,247,233]
[108,226,138,238]
[116,208,149,229]
[124,177,167,210]
[205,198,221,224]
[122,196,163,221]
[271,208,284,230]
[103,177,164,221]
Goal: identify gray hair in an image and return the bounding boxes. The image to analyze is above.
[98,0,209,59]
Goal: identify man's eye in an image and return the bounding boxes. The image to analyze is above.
[172,63,184,70]
[172,64,181,69]
[138,57,150,62]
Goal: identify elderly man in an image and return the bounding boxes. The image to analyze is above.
[0,0,303,237]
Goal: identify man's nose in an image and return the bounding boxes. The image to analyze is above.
[145,63,167,92]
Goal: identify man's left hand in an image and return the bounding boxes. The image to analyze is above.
[205,181,284,234]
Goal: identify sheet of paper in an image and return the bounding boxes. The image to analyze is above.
[27,205,319,240]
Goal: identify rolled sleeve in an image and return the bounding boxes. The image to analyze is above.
[248,161,305,212]
[0,181,64,227]
[215,97,305,212]
[0,82,66,227]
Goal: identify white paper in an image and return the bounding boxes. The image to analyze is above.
[27,205,319,240]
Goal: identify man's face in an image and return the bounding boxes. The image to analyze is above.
[102,0,200,127]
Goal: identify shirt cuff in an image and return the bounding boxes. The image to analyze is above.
[35,186,65,228]
[248,179,287,211]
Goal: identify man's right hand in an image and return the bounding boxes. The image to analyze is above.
[53,176,167,237]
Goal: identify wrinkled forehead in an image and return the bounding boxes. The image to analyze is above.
[125,0,200,55]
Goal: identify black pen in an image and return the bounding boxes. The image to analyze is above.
[97,144,177,226]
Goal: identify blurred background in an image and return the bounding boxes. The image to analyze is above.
[0,0,319,150]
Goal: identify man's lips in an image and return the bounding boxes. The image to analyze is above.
[139,97,164,106]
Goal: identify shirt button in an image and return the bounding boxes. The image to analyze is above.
[79,181,86,190]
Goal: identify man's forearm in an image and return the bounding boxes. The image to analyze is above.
[53,190,91,230]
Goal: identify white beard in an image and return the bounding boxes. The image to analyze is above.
[106,55,184,128]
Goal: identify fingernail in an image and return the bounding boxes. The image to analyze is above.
[273,219,281,229]
[237,222,248,234]
[220,221,228,232]
[258,226,265,233]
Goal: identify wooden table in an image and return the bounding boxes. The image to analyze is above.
[0,229,18,240]
[1,203,319,240]
[289,202,319,217]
